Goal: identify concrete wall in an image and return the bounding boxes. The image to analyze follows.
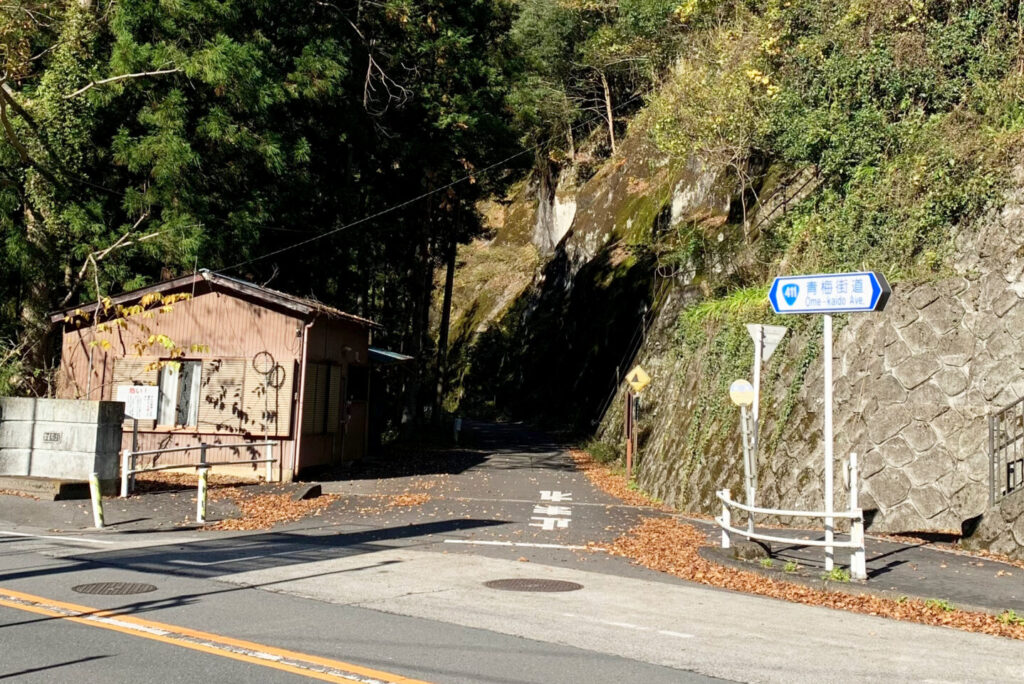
[0,398,123,481]
[596,167,1024,558]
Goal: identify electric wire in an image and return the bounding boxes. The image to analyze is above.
[214,92,649,275]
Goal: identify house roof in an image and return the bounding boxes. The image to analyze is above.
[50,269,380,327]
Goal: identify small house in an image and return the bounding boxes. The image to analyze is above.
[51,270,380,480]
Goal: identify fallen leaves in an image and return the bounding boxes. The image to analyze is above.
[206,488,340,531]
[0,489,38,500]
[567,449,672,510]
[573,445,1024,641]
[598,517,1024,641]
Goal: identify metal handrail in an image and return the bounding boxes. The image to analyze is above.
[715,491,863,520]
[129,440,278,458]
[714,517,861,549]
[121,440,279,498]
[716,451,867,580]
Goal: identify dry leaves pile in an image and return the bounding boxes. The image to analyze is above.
[206,487,339,531]
[355,492,433,515]
[567,449,672,510]
[598,517,1024,640]
[0,489,37,500]
[573,447,1024,641]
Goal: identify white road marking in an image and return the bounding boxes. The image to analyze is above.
[539,491,572,502]
[529,517,570,531]
[0,530,116,545]
[443,539,590,551]
[533,505,572,516]
[561,612,695,639]
[169,548,301,566]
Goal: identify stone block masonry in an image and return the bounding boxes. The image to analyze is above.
[600,167,1024,559]
[0,398,123,482]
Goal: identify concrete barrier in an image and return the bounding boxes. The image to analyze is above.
[0,398,123,483]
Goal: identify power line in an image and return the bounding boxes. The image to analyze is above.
[215,92,648,275]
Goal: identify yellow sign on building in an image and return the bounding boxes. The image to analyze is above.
[626,365,651,393]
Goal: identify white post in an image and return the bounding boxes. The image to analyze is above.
[739,406,754,537]
[197,466,209,524]
[849,452,866,580]
[720,489,732,549]
[823,314,834,571]
[752,326,763,440]
[265,442,273,483]
[89,472,104,529]
[121,449,131,498]
[130,418,138,492]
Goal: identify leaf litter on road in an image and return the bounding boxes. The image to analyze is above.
[571,448,1024,641]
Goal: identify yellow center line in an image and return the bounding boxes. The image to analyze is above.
[0,587,432,684]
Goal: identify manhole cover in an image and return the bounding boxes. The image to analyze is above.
[484,578,583,593]
[72,582,157,596]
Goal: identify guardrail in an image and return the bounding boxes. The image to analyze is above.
[120,441,279,523]
[716,452,866,580]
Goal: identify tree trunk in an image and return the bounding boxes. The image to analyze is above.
[600,71,616,155]
[434,235,456,422]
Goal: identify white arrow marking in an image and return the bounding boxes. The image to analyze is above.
[533,505,572,516]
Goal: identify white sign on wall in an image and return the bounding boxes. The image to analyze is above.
[116,385,159,420]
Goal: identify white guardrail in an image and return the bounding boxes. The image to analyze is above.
[120,441,279,524]
[716,452,867,580]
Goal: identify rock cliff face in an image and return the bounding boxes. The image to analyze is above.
[452,125,1024,556]
[594,167,1024,552]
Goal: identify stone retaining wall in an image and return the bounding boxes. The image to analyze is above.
[601,170,1024,558]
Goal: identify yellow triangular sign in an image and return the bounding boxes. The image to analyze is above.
[626,365,651,393]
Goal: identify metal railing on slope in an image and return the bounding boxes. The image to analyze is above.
[990,396,1024,505]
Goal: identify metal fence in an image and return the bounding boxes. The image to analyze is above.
[120,441,279,498]
[989,396,1024,505]
[716,453,866,580]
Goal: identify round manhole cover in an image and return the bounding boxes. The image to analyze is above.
[72,582,157,596]
[484,578,583,593]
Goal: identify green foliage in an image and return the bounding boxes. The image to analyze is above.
[783,560,798,573]
[998,609,1024,625]
[759,557,774,569]
[585,438,622,465]
[925,598,956,612]
[0,0,522,400]
[822,567,851,583]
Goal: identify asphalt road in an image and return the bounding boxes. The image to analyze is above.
[0,421,1021,683]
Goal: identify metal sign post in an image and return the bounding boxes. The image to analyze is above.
[769,271,890,572]
[729,379,756,536]
[624,365,651,481]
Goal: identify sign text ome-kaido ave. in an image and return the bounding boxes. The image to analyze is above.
[768,272,890,315]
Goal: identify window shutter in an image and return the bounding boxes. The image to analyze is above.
[112,358,159,387]
[301,363,321,434]
[326,365,342,434]
[243,361,295,437]
[198,359,247,434]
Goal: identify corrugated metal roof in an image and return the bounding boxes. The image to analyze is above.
[50,269,380,327]
[368,347,414,365]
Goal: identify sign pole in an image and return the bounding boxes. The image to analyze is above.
[823,313,834,571]
[625,390,634,480]
[740,404,754,537]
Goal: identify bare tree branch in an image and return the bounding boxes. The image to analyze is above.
[65,67,180,99]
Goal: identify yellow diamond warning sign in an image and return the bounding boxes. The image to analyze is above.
[626,365,651,393]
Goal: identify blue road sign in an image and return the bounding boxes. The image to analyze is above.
[769,272,890,315]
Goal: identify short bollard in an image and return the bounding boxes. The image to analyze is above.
[196,467,209,524]
[89,472,104,529]
[720,489,731,550]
